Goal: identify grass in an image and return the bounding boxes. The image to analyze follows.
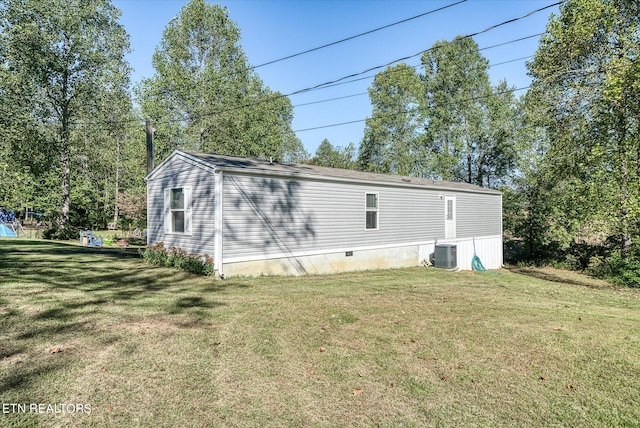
[1,239,639,427]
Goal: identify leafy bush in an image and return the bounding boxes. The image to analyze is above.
[142,242,168,266]
[203,254,214,276]
[142,242,214,276]
[43,225,78,241]
[585,245,640,288]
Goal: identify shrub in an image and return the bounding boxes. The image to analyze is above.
[43,225,78,241]
[587,248,640,288]
[602,251,640,288]
[142,242,215,276]
[203,254,214,276]
[142,242,168,266]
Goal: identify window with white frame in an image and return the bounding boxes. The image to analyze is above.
[171,188,185,232]
[165,187,191,234]
[365,193,378,230]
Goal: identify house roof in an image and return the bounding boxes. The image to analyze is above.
[152,150,502,195]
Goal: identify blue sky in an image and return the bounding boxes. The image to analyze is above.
[114,0,561,155]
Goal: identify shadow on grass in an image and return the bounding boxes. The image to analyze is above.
[1,238,142,259]
[0,239,249,394]
[0,360,68,394]
[506,266,610,289]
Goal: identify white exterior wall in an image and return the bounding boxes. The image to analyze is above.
[418,235,503,271]
[147,151,503,277]
[146,157,217,258]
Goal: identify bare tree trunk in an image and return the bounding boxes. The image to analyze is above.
[59,122,71,227]
[617,121,632,254]
[113,136,120,227]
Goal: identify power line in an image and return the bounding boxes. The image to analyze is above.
[70,2,561,127]
[293,55,533,109]
[135,1,470,102]
[294,86,531,134]
[490,55,533,68]
[294,60,633,136]
[176,5,560,122]
[252,0,468,70]
[293,92,367,108]
[288,2,563,96]
[290,34,542,96]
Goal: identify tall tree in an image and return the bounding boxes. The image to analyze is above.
[359,38,518,185]
[420,36,517,186]
[311,139,356,169]
[358,63,423,175]
[0,0,131,227]
[137,0,305,164]
[527,0,640,253]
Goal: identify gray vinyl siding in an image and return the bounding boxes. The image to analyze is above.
[147,157,216,258]
[456,192,502,238]
[222,173,500,260]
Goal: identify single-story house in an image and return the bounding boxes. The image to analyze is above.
[146,150,503,277]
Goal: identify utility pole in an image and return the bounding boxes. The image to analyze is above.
[146,117,155,174]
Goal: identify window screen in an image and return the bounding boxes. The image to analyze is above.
[366,193,378,230]
[170,188,185,233]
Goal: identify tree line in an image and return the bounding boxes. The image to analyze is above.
[1,0,639,285]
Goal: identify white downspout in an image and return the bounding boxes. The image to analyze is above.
[214,170,224,278]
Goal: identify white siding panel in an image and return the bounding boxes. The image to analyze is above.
[222,173,496,260]
[456,192,502,238]
[419,235,503,270]
[146,157,216,258]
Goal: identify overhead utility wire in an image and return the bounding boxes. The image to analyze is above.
[294,33,543,94]
[177,6,561,123]
[293,59,630,133]
[67,1,468,127]
[289,1,564,96]
[70,3,560,127]
[251,0,468,69]
[145,1,470,96]
[293,55,533,109]
[197,2,558,118]
[293,85,532,133]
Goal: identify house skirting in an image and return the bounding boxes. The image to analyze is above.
[220,235,502,277]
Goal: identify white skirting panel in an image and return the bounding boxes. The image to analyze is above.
[418,235,503,270]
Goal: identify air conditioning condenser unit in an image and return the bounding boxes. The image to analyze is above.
[434,244,457,269]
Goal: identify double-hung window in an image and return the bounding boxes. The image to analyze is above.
[365,193,378,230]
[170,188,185,233]
[165,187,191,234]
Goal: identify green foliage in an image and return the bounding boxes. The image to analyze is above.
[310,139,357,169]
[43,225,78,241]
[506,0,640,286]
[142,242,169,266]
[136,0,306,164]
[359,38,519,186]
[143,242,214,276]
[0,0,133,227]
[587,246,640,288]
[421,37,519,186]
[358,63,423,175]
[526,0,640,257]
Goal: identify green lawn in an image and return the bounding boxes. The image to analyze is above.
[1,239,639,427]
